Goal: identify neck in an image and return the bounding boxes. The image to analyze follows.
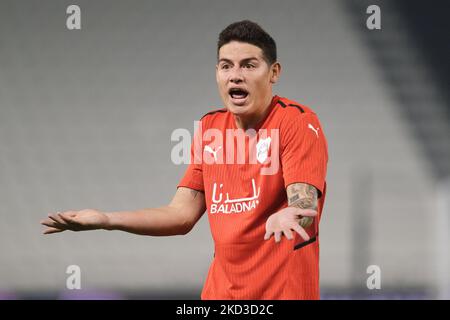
[234,94,274,130]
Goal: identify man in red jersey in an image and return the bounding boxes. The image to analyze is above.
[41,20,328,300]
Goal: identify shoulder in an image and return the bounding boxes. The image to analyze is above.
[199,107,228,125]
[275,97,322,129]
[275,96,317,117]
[275,97,328,151]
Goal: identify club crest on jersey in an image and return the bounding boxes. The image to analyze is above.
[256,137,271,164]
[210,178,260,214]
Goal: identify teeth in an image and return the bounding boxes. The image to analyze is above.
[229,89,248,99]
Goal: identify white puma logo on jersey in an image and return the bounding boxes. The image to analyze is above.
[204,145,222,161]
[308,123,319,138]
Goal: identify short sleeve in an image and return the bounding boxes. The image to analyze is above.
[177,123,204,192]
[281,112,328,197]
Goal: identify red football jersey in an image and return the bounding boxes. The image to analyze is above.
[178,95,328,299]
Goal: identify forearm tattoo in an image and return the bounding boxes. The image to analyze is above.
[286,183,318,228]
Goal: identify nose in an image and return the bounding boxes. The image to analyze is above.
[229,68,244,84]
[230,77,243,84]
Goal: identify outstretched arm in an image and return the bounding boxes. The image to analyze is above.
[40,187,206,236]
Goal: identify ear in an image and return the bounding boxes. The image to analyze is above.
[269,62,281,84]
[215,64,219,83]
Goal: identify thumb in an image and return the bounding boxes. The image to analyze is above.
[294,208,317,217]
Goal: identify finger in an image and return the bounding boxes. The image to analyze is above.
[58,213,75,224]
[283,228,293,240]
[41,216,66,227]
[264,231,273,240]
[291,222,310,241]
[41,220,62,228]
[40,218,54,225]
[43,227,64,234]
[48,213,67,225]
[274,231,282,243]
[299,216,314,228]
[47,216,68,229]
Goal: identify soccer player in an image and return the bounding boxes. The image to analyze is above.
[41,20,328,300]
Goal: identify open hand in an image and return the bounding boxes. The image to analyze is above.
[264,207,317,243]
[40,209,109,234]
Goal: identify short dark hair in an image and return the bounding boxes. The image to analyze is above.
[217,20,277,65]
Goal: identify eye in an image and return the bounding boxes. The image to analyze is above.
[243,63,255,69]
[220,64,230,70]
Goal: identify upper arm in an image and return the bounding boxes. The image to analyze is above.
[281,112,328,197]
[169,187,206,228]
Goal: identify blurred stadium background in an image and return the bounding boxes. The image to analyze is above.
[0,0,448,299]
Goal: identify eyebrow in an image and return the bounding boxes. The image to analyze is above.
[218,57,260,64]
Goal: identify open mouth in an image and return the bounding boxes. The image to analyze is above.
[228,88,249,105]
[229,88,249,99]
